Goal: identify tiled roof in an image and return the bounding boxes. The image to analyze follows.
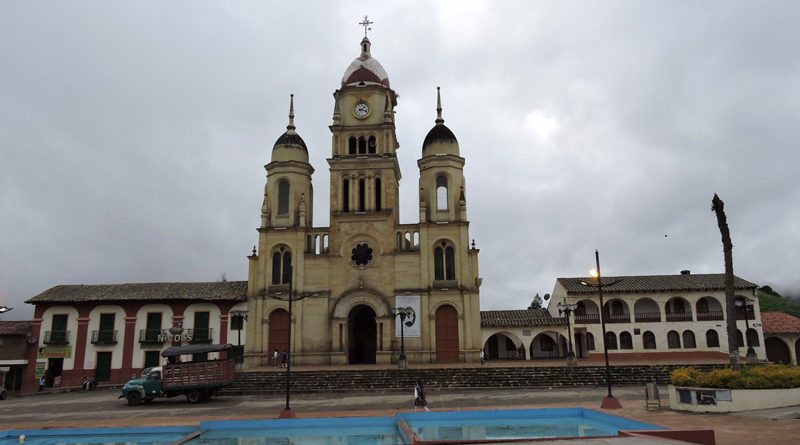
[557,274,757,295]
[481,309,565,327]
[761,311,800,334]
[27,281,247,304]
[0,320,32,336]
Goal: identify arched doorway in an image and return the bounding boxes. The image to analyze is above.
[268,309,289,357]
[435,305,459,362]
[795,339,800,366]
[765,337,791,364]
[484,333,524,360]
[348,305,377,364]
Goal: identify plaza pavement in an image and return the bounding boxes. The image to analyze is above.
[1,382,798,444]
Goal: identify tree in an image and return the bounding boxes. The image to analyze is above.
[711,194,741,370]
[528,293,543,310]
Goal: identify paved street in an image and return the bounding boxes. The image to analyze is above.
[1,385,799,444]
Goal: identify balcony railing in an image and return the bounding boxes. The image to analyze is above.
[665,312,693,322]
[43,330,70,344]
[187,328,213,343]
[634,312,661,323]
[696,311,724,321]
[91,330,118,344]
[139,329,168,344]
[736,308,755,320]
[604,313,631,324]
[574,314,600,324]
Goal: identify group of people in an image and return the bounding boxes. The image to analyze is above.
[273,349,288,368]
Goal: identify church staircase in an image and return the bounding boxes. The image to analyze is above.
[223,364,723,395]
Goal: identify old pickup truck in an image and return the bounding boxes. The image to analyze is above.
[121,344,235,405]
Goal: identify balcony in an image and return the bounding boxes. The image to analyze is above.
[91,330,118,344]
[139,329,168,344]
[574,314,600,324]
[43,330,70,344]
[634,312,661,323]
[666,312,693,322]
[604,313,631,324]
[187,328,213,343]
[696,311,724,321]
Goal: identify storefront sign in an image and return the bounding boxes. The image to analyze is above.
[37,345,72,359]
[395,295,421,338]
[35,361,46,377]
[157,332,193,342]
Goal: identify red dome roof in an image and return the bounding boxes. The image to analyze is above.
[341,37,390,88]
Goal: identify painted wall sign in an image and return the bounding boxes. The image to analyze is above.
[394,295,421,338]
[37,345,72,359]
[34,361,46,378]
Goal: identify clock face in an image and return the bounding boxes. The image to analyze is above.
[354,102,370,117]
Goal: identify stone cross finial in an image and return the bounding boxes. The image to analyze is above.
[359,15,373,37]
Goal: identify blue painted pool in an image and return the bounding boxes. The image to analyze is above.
[0,408,663,445]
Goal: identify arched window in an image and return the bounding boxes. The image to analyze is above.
[696,298,709,314]
[374,178,382,211]
[605,332,618,350]
[277,180,290,216]
[434,241,455,281]
[736,329,744,347]
[610,300,624,315]
[348,137,356,154]
[706,329,719,348]
[643,331,656,349]
[667,330,681,349]
[358,136,366,154]
[342,179,350,212]
[271,248,291,285]
[586,332,595,350]
[540,335,555,352]
[746,328,760,347]
[436,175,448,210]
[682,330,696,349]
[619,331,633,350]
[368,136,376,153]
[358,178,365,211]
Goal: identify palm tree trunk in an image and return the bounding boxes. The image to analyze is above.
[711,194,741,370]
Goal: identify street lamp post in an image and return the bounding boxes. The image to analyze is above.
[557,301,577,366]
[736,299,757,359]
[394,307,411,368]
[580,250,623,409]
[230,310,248,365]
[279,264,295,419]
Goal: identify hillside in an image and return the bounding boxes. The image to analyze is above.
[758,286,800,318]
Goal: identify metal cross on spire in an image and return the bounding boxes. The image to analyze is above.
[359,15,373,37]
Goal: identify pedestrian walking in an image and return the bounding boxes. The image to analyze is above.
[281,350,288,368]
[38,376,45,392]
[480,350,487,366]
[414,380,429,411]
[273,349,280,368]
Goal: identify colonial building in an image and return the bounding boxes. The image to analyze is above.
[0,321,33,394]
[761,311,800,365]
[20,282,247,393]
[243,34,482,367]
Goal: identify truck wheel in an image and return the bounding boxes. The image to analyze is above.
[127,392,142,406]
[186,390,202,404]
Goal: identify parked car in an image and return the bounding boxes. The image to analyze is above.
[120,344,235,406]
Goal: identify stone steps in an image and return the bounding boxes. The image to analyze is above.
[223,364,722,395]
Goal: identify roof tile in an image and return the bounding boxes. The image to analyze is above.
[558,274,756,295]
[0,321,32,336]
[761,311,800,334]
[26,281,247,304]
[480,309,565,327]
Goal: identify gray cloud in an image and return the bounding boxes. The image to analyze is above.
[2,1,799,319]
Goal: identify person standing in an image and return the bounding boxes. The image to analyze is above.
[281,350,288,368]
[38,376,45,392]
[480,350,487,366]
[273,349,280,368]
[414,380,429,411]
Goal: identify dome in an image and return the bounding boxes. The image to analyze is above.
[341,37,390,88]
[271,95,309,163]
[422,88,460,157]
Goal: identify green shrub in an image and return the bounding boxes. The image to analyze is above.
[671,365,800,389]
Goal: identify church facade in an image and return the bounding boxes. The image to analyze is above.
[242,35,483,367]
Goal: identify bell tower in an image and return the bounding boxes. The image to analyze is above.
[327,32,401,252]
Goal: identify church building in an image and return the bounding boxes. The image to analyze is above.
[242,34,483,367]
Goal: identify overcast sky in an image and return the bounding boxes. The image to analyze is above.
[2,1,799,320]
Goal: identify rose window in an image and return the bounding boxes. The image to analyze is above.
[351,243,373,267]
